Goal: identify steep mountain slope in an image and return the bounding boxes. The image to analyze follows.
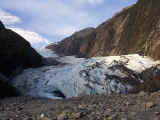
[0,20,43,98]
[48,0,160,60]
[47,28,96,57]
[0,21,43,77]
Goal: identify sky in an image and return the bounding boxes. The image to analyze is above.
[0,0,137,49]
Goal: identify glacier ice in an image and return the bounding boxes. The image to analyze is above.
[11,48,160,99]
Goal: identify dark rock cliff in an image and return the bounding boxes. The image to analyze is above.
[0,20,43,98]
[0,22,43,77]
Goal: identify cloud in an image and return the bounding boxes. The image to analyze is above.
[0,0,101,38]
[88,0,104,4]
[54,26,77,36]
[78,0,104,4]
[0,0,137,44]
[0,8,21,25]
[10,28,50,49]
[0,8,50,48]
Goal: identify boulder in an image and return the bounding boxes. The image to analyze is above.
[129,65,160,93]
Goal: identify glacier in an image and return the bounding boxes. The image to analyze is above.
[11,48,160,99]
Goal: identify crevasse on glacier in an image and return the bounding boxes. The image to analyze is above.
[11,48,160,99]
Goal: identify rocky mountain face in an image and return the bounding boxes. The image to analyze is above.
[0,22,43,77]
[47,0,160,60]
[47,28,96,57]
[0,21,43,98]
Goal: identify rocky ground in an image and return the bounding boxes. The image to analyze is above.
[1,91,160,120]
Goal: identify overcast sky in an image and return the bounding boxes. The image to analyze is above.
[0,0,137,49]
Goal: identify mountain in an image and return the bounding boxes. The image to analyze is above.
[47,27,96,57]
[1,1,160,119]
[0,21,43,77]
[47,0,160,60]
[0,20,43,98]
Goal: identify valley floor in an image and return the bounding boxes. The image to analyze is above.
[1,91,160,120]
